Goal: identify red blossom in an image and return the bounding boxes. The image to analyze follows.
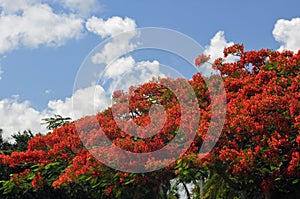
[194,54,211,67]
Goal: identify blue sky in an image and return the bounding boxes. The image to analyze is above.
[1,0,300,139]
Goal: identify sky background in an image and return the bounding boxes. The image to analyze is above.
[1,0,300,139]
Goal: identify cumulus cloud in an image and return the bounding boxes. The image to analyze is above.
[48,85,110,120]
[102,56,163,93]
[134,60,162,83]
[86,16,137,38]
[0,96,48,140]
[91,35,137,65]
[87,16,138,65]
[104,56,135,78]
[0,2,84,53]
[273,18,300,52]
[0,85,110,140]
[204,31,234,62]
[197,31,236,75]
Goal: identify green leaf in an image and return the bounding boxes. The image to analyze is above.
[45,162,61,170]
[292,179,299,185]
[124,179,135,185]
[183,170,189,176]
[261,167,271,174]
[116,190,122,198]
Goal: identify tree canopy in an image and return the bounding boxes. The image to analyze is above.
[0,45,299,199]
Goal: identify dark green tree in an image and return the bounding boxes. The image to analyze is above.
[41,115,72,130]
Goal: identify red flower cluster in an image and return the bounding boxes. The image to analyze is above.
[203,45,300,194]
[194,54,211,67]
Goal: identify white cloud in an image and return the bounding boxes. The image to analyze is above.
[87,16,138,65]
[0,96,48,140]
[204,31,234,62]
[48,85,110,120]
[197,31,236,75]
[91,35,137,65]
[102,56,164,94]
[273,18,300,52]
[59,0,100,16]
[0,85,110,140]
[0,2,84,53]
[104,56,135,78]
[86,16,137,38]
[135,60,162,82]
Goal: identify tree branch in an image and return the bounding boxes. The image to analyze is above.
[180,179,191,199]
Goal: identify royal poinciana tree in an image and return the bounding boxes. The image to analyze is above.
[0,45,299,199]
[197,45,300,199]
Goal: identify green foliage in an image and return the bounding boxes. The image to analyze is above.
[200,173,242,199]
[41,115,72,130]
[11,130,34,151]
